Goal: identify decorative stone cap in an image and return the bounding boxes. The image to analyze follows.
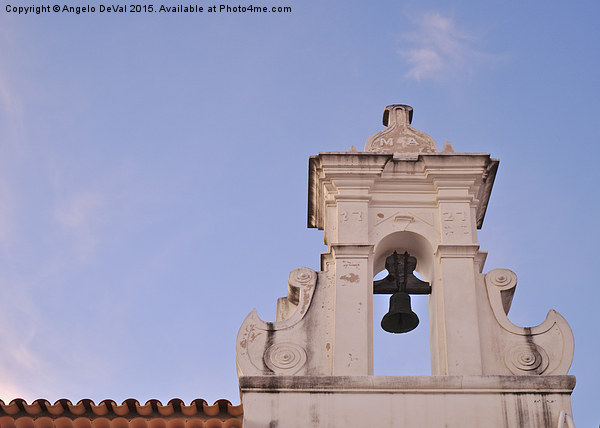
[365,104,438,155]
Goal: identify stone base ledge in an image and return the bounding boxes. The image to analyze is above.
[240,375,576,394]
[239,376,576,427]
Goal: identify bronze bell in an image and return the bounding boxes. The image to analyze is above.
[374,251,431,334]
[381,291,420,333]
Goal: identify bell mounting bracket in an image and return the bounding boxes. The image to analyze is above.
[373,251,431,295]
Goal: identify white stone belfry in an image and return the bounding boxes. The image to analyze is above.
[236,105,576,427]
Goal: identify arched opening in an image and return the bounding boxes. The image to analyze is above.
[372,231,435,375]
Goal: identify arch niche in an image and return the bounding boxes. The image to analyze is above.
[371,230,437,375]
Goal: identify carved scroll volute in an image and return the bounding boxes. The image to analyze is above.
[236,267,317,377]
[485,268,574,375]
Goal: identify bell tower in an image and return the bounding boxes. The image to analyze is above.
[236,105,576,427]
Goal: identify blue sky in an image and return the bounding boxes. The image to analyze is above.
[0,0,598,425]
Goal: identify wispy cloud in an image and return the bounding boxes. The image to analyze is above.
[0,342,44,400]
[0,28,24,256]
[0,279,47,401]
[0,177,15,255]
[0,26,25,151]
[0,65,20,126]
[399,12,504,81]
[0,275,115,402]
[55,191,107,254]
[0,72,19,124]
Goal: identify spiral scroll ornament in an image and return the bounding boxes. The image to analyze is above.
[504,344,549,375]
[486,268,517,289]
[264,343,307,374]
[289,267,317,288]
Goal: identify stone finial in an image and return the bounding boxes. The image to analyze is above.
[365,104,438,154]
[441,140,456,153]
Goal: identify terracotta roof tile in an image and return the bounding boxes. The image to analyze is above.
[0,400,242,428]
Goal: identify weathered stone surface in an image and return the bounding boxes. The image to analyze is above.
[240,375,575,428]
